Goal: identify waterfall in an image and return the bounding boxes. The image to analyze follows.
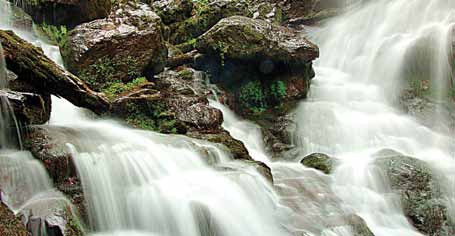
[293,0,455,235]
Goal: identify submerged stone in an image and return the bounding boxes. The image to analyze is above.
[373,150,454,236]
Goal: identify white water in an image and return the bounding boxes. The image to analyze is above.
[212,1,455,236]
[0,1,294,236]
[296,1,455,235]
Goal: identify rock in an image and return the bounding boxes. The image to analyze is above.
[373,150,454,236]
[188,130,251,161]
[10,0,111,28]
[0,203,29,236]
[300,153,335,174]
[196,16,318,64]
[61,2,167,91]
[23,126,79,184]
[0,30,110,115]
[168,0,252,45]
[1,90,51,125]
[194,16,317,118]
[150,0,193,25]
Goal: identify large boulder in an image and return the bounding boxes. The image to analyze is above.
[196,16,318,64]
[61,2,168,91]
[194,16,317,117]
[373,150,454,236]
[10,0,111,28]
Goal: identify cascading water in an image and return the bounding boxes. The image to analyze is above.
[210,1,455,236]
[292,0,455,235]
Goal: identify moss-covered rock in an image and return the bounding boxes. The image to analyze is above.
[168,0,252,45]
[373,150,454,236]
[61,3,168,91]
[193,16,317,118]
[196,16,318,64]
[9,0,111,28]
[300,153,335,174]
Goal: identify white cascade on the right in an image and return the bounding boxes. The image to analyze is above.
[295,0,455,235]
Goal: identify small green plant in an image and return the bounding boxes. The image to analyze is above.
[270,80,287,100]
[38,23,68,47]
[80,56,141,91]
[102,77,148,100]
[239,80,267,114]
[125,102,181,134]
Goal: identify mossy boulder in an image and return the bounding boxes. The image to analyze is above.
[61,2,167,91]
[194,16,317,117]
[300,153,335,174]
[9,0,111,28]
[373,150,454,236]
[168,0,252,45]
[196,16,318,64]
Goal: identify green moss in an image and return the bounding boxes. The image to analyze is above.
[270,80,286,100]
[80,56,141,91]
[177,69,194,80]
[101,77,148,100]
[36,23,68,47]
[125,102,182,134]
[239,80,267,114]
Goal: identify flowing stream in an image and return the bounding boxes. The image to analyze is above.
[1,0,455,236]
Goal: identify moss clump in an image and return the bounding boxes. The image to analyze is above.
[125,102,184,134]
[80,56,141,91]
[36,23,68,47]
[270,80,286,100]
[239,80,267,114]
[177,69,194,80]
[101,77,148,100]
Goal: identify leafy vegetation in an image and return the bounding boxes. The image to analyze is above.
[270,80,286,100]
[80,56,141,91]
[37,23,68,47]
[239,80,267,114]
[101,77,148,100]
[125,102,182,134]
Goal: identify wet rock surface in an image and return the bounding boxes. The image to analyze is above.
[1,90,50,125]
[300,153,336,174]
[373,150,454,236]
[61,2,167,90]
